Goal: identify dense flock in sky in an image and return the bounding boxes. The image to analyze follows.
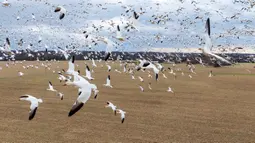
[1,0,255,53]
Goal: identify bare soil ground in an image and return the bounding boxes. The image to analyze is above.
[0,61,255,143]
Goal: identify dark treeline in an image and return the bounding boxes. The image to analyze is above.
[1,51,255,64]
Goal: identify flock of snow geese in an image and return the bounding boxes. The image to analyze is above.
[16,50,214,122]
[1,0,253,123]
[19,55,127,123]
[0,0,234,66]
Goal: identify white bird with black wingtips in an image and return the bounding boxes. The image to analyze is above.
[47,81,57,92]
[137,60,159,81]
[116,25,124,41]
[58,73,68,82]
[64,75,97,117]
[1,38,11,52]
[103,75,113,88]
[93,89,99,99]
[19,94,43,120]
[99,37,117,61]
[54,6,66,20]
[67,85,95,117]
[57,92,64,100]
[105,101,117,115]
[199,18,232,65]
[84,65,94,80]
[106,64,111,72]
[116,109,126,123]
[127,11,140,31]
[66,55,76,75]
[92,59,97,67]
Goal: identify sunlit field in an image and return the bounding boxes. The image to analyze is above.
[0,61,254,142]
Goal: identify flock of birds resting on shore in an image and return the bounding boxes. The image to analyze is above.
[1,0,255,122]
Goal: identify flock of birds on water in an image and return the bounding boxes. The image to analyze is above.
[0,0,254,122]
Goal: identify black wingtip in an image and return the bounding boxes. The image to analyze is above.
[72,55,75,63]
[104,53,111,61]
[143,62,150,67]
[59,13,65,20]
[94,94,98,99]
[117,25,120,31]
[206,18,210,36]
[86,65,90,71]
[68,103,84,117]
[29,107,37,120]
[121,118,125,123]
[155,73,158,81]
[54,7,61,12]
[133,11,139,19]
[20,95,29,99]
[6,38,10,46]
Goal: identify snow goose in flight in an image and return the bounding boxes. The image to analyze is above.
[54,6,66,20]
[105,101,117,115]
[137,60,159,81]
[57,92,64,100]
[65,76,97,116]
[0,38,11,53]
[103,75,113,88]
[116,25,124,41]
[139,85,144,92]
[148,83,152,90]
[47,81,57,92]
[18,71,24,77]
[163,73,167,79]
[84,65,94,80]
[94,89,99,99]
[126,11,140,31]
[107,64,111,72]
[99,37,117,61]
[208,70,213,78]
[58,47,69,60]
[19,95,43,120]
[92,58,97,67]
[2,0,10,7]
[66,55,77,75]
[138,76,144,82]
[58,73,68,82]
[68,84,94,117]
[116,109,126,123]
[198,18,232,65]
[167,87,174,93]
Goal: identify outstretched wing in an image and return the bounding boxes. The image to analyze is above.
[29,107,37,120]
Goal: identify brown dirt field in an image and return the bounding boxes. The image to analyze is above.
[0,61,255,143]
